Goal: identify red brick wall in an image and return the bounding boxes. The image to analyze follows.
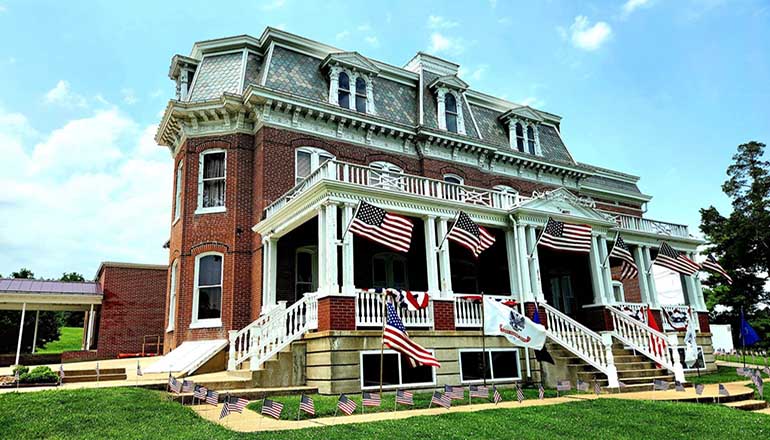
[97,265,167,358]
[580,306,613,332]
[317,296,356,331]
[433,301,456,331]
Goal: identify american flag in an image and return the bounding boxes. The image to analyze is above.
[753,375,764,399]
[446,211,495,257]
[444,385,464,400]
[95,362,100,378]
[337,394,357,415]
[576,379,589,392]
[299,394,315,415]
[764,367,770,377]
[516,384,525,403]
[701,254,733,284]
[538,383,545,400]
[695,383,705,395]
[609,234,638,279]
[396,389,413,406]
[737,367,749,377]
[653,379,669,391]
[383,302,441,368]
[228,395,249,413]
[675,381,685,392]
[619,381,628,389]
[594,381,601,395]
[538,217,592,253]
[205,389,219,406]
[13,368,19,383]
[718,384,730,396]
[59,365,65,380]
[168,376,182,394]
[654,242,700,276]
[349,201,413,253]
[492,386,502,404]
[556,380,572,391]
[362,392,381,407]
[136,362,143,377]
[470,385,489,399]
[182,380,194,393]
[219,400,231,419]
[261,399,284,419]
[193,385,208,400]
[431,391,451,409]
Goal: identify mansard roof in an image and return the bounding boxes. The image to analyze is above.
[427,74,469,91]
[321,51,380,76]
[499,106,544,123]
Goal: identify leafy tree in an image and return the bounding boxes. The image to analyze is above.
[59,272,86,327]
[700,141,770,349]
[11,268,34,279]
[60,272,85,282]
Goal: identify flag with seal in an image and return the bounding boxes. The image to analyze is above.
[483,297,546,349]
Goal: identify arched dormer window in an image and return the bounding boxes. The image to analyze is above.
[355,77,367,113]
[338,72,351,109]
[445,93,458,133]
[295,147,335,185]
[492,184,517,195]
[527,125,536,154]
[369,161,403,190]
[515,123,525,152]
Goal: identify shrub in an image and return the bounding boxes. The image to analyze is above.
[12,365,29,376]
[19,366,58,384]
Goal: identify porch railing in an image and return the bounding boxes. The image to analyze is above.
[453,295,517,328]
[614,214,690,238]
[355,289,433,328]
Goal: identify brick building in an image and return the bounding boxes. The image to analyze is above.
[153,28,717,393]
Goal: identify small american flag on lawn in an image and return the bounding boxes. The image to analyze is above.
[59,365,65,380]
[362,392,381,407]
[444,385,464,400]
[618,381,628,389]
[609,234,638,280]
[470,385,489,399]
[675,381,685,392]
[538,383,545,400]
[219,399,231,419]
[349,201,414,253]
[492,386,502,404]
[753,375,764,399]
[205,389,219,406]
[653,379,669,391]
[299,394,315,415]
[396,389,413,406]
[135,362,142,377]
[576,380,589,392]
[446,211,495,257]
[556,380,572,391]
[431,391,451,409]
[168,376,182,394]
[695,384,705,395]
[654,242,700,276]
[516,384,525,403]
[763,367,770,377]
[737,367,749,377]
[594,381,601,395]
[701,254,732,284]
[95,362,99,377]
[182,380,194,393]
[228,395,248,413]
[538,217,592,254]
[718,384,730,396]
[261,399,283,419]
[193,385,208,400]
[13,369,19,382]
[337,394,357,415]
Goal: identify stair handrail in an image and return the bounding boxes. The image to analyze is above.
[540,302,619,387]
[608,305,685,383]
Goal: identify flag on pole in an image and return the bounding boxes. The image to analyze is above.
[95,362,100,379]
[492,386,502,404]
[431,391,451,409]
[299,394,315,416]
[59,365,65,381]
[718,384,730,396]
[701,254,732,284]
[653,242,700,276]
[516,384,525,403]
[13,368,19,383]
[228,395,248,413]
[169,376,182,394]
[395,389,414,406]
[205,389,219,406]
[444,385,464,400]
[752,375,764,399]
[337,394,357,415]
[740,309,761,347]
[695,384,705,395]
[445,211,495,257]
[349,201,414,253]
[193,385,208,401]
[684,316,699,368]
[537,217,592,253]
[576,380,589,392]
[608,234,638,279]
[362,392,381,407]
[594,381,601,395]
[383,302,441,367]
[556,380,572,392]
[182,379,194,393]
[675,381,686,392]
[220,399,231,419]
[653,379,670,391]
[470,385,489,399]
[483,297,546,349]
[136,362,143,377]
[538,383,545,400]
[532,305,555,364]
[261,399,284,419]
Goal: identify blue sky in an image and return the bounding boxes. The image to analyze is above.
[0,0,768,279]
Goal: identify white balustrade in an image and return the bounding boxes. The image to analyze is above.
[608,306,685,382]
[615,214,690,238]
[355,289,433,328]
[452,295,517,328]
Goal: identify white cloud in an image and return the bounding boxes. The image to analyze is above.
[44,80,88,108]
[364,36,379,47]
[260,0,285,11]
[427,15,459,29]
[0,106,171,278]
[622,0,652,17]
[335,31,350,41]
[121,88,138,105]
[0,5,6,13]
[357,23,372,32]
[566,16,612,51]
[428,32,466,56]
[459,65,487,82]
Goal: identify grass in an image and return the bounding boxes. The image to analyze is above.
[716,354,770,366]
[36,327,83,354]
[3,387,770,439]
[690,366,769,403]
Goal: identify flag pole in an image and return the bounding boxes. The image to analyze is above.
[340,200,362,242]
[437,212,460,252]
[480,291,487,387]
[601,232,619,268]
[742,307,747,369]
[379,290,388,396]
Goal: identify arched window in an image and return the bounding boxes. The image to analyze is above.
[515,123,525,152]
[338,72,350,109]
[445,93,458,133]
[192,252,223,327]
[443,174,464,185]
[492,184,517,195]
[527,125,536,154]
[295,147,335,185]
[295,246,318,301]
[372,252,409,290]
[369,161,403,190]
[355,77,367,113]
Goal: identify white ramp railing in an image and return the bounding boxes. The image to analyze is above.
[608,306,685,382]
[541,302,619,387]
[228,293,318,371]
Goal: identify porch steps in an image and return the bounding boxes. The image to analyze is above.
[723,399,768,411]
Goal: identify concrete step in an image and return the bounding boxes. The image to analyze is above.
[723,399,769,411]
[62,373,127,383]
[63,368,125,376]
[753,407,770,415]
[615,361,657,371]
[617,369,673,379]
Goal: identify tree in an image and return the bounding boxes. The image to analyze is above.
[60,272,85,282]
[700,141,770,349]
[0,269,62,354]
[59,272,86,327]
[11,268,34,279]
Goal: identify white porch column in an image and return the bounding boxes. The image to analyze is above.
[436,217,453,297]
[15,302,26,366]
[31,310,40,354]
[261,237,278,312]
[598,235,615,304]
[588,235,607,305]
[633,245,651,304]
[688,252,707,312]
[324,203,340,295]
[348,73,357,111]
[317,207,327,295]
[341,203,356,295]
[516,223,534,302]
[423,216,440,296]
[436,88,447,130]
[505,229,521,302]
[642,246,660,308]
[85,304,95,350]
[525,226,544,302]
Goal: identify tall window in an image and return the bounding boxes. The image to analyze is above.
[445,93,458,133]
[527,125,536,154]
[515,123,525,152]
[295,246,318,301]
[198,150,226,211]
[193,253,223,326]
[338,72,350,109]
[295,147,335,185]
[167,260,178,332]
[355,77,367,113]
[372,252,408,290]
[174,161,183,221]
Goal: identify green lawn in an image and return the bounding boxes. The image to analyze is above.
[36,327,83,354]
[690,366,769,402]
[716,354,770,367]
[2,387,770,439]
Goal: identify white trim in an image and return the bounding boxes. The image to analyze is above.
[359,349,437,390]
[462,92,482,140]
[191,251,224,328]
[197,149,227,213]
[260,42,275,87]
[295,146,334,185]
[166,259,178,332]
[458,348,522,384]
[174,160,183,222]
[443,173,464,185]
[611,280,625,303]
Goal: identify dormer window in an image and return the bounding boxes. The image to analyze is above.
[338,72,351,109]
[527,126,536,154]
[445,93,458,133]
[515,123,525,152]
[355,77,367,113]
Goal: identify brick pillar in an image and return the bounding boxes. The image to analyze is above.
[523,302,547,329]
[433,300,455,331]
[317,296,356,331]
[697,312,711,333]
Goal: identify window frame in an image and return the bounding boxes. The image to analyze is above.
[611,280,625,303]
[295,147,335,185]
[196,149,227,214]
[338,71,351,109]
[191,251,224,329]
[515,123,525,152]
[458,348,522,384]
[295,246,318,302]
[371,252,409,290]
[444,92,459,133]
[166,259,178,332]
[173,160,183,223]
[443,173,464,185]
[359,349,437,390]
[526,125,536,154]
[355,76,368,113]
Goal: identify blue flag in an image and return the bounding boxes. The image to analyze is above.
[740,309,761,347]
[532,303,541,325]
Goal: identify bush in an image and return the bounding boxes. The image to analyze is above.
[19,366,58,384]
[12,365,29,376]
